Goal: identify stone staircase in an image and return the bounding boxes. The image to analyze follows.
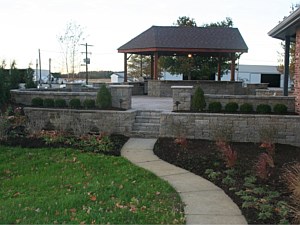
[131,110,161,138]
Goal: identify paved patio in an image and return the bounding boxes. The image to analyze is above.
[131,96,173,111]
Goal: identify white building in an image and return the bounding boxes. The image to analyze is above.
[160,71,183,80]
[220,64,292,88]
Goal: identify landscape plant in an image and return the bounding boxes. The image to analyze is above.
[224,102,239,113]
[273,104,288,114]
[240,103,253,113]
[83,99,95,109]
[208,101,222,113]
[96,85,112,109]
[54,98,67,108]
[69,98,81,109]
[282,163,300,223]
[43,98,55,107]
[191,86,206,111]
[256,104,272,114]
[31,97,43,107]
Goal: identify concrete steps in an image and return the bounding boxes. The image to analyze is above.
[131,111,161,138]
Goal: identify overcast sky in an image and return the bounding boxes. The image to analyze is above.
[0,0,296,72]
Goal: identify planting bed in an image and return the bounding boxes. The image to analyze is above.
[154,138,300,224]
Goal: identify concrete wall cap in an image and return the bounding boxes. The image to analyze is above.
[171,86,194,89]
[109,85,134,88]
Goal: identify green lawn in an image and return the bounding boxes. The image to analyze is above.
[0,146,185,224]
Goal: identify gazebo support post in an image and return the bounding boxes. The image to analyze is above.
[230,53,236,81]
[217,56,221,81]
[124,53,128,83]
[154,52,159,80]
[151,55,154,80]
[284,35,291,96]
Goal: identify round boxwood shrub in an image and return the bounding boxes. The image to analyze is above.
[225,102,239,113]
[273,104,288,114]
[208,102,222,113]
[43,98,54,108]
[31,97,43,107]
[54,98,67,108]
[83,99,96,109]
[69,98,81,109]
[256,104,271,114]
[240,103,253,113]
[191,86,206,111]
[96,85,112,109]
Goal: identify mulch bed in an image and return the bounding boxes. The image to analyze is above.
[153,138,300,224]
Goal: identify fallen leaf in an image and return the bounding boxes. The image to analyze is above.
[13,192,20,197]
[156,191,161,195]
[69,208,77,213]
[90,195,97,201]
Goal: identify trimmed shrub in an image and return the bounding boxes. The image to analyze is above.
[96,85,112,109]
[225,102,239,113]
[256,104,271,114]
[43,98,55,108]
[273,104,288,114]
[69,98,81,109]
[54,99,67,108]
[208,102,222,113]
[83,99,96,109]
[191,87,206,111]
[31,97,43,107]
[240,103,253,113]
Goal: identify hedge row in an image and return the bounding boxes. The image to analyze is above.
[31,97,96,109]
[31,85,111,110]
[206,101,288,114]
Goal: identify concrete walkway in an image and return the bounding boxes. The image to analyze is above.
[121,138,247,225]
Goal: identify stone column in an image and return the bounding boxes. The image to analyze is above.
[294,28,300,113]
[109,85,133,110]
[171,86,193,111]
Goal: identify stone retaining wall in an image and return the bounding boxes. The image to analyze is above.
[148,80,245,97]
[24,108,136,136]
[11,85,133,109]
[159,112,300,147]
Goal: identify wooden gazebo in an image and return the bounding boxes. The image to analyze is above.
[118,26,248,82]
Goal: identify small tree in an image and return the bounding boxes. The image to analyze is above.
[191,86,206,111]
[25,66,37,89]
[96,85,112,109]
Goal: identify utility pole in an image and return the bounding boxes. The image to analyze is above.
[49,58,52,88]
[81,43,93,85]
[38,49,42,86]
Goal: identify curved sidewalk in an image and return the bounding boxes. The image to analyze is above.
[121,138,247,225]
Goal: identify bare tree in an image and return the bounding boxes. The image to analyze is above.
[58,21,85,79]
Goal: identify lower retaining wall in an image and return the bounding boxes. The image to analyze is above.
[160,112,300,147]
[24,108,136,136]
[24,107,300,147]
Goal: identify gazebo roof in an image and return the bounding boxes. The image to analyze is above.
[268,7,300,41]
[118,26,248,55]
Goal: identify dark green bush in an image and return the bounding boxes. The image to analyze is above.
[31,97,43,107]
[96,85,112,109]
[69,98,81,109]
[240,103,253,113]
[54,99,67,108]
[273,104,288,114]
[208,102,222,113]
[83,99,96,109]
[191,86,206,111]
[256,104,271,114]
[43,98,55,108]
[225,102,239,113]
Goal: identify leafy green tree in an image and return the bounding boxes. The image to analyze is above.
[128,54,152,79]
[9,60,20,89]
[175,16,197,27]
